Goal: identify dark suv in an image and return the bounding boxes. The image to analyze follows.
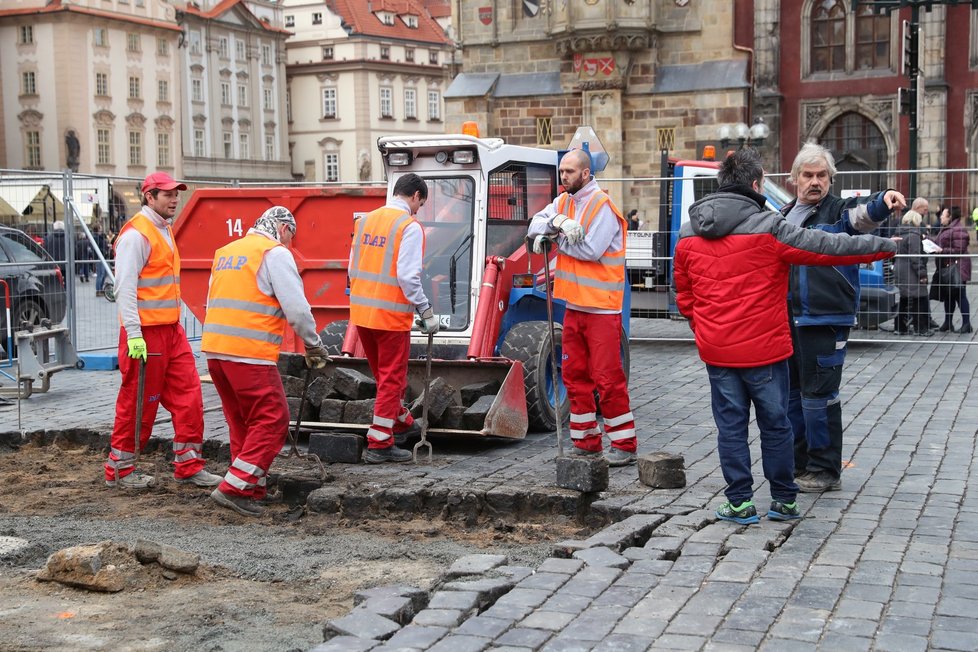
[0,226,67,334]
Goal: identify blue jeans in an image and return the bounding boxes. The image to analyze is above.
[707,361,798,505]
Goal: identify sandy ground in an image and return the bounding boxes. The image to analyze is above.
[0,443,578,652]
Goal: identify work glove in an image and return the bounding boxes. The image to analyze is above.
[416,307,440,335]
[304,343,329,369]
[552,214,584,245]
[531,234,554,255]
[126,337,147,362]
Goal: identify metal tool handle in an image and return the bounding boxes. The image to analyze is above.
[413,332,434,463]
[132,357,147,468]
[280,366,328,481]
[539,238,564,458]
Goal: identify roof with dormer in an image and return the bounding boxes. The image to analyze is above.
[180,0,290,34]
[326,0,450,45]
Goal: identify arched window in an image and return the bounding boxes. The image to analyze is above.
[855,6,890,70]
[821,112,885,154]
[811,0,846,73]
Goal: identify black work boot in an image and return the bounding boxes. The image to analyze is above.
[363,445,413,464]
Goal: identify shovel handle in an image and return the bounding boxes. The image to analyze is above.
[413,332,435,463]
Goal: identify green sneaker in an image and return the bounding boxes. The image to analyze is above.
[716,500,759,525]
[767,500,801,521]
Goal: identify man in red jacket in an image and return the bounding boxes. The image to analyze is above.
[673,148,896,525]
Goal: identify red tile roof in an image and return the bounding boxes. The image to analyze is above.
[0,0,182,32]
[181,0,290,35]
[327,0,451,44]
[423,0,451,19]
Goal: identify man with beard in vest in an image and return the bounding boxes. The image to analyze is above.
[349,173,438,463]
[527,149,637,466]
[105,172,222,490]
[203,206,329,517]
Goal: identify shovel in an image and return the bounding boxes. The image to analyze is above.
[413,331,434,463]
[529,235,564,458]
[278,367,328,481]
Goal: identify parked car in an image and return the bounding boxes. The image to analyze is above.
[0,226,67,343]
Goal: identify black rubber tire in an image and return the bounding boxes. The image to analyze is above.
[318,319,349,356]
[75,359,85,370]
[16,298,45,327]
[500,321,569,433]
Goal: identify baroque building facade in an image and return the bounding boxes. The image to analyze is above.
[283,0,453,183]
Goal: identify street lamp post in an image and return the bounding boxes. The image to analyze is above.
[719,118,770,150]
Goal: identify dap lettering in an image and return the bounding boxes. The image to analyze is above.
[215,255,248,271]
[361,233,387,247]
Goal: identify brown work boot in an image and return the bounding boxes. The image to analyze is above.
[210,488,264,517]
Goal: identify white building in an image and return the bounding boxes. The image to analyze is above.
[283,0,453,183]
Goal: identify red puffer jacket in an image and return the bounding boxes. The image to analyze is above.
[673,186,896,368]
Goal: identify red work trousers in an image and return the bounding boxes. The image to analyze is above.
[357,326,414,449]
[105,323,206,482]
[562,309,636,453]
[207,359,288,499]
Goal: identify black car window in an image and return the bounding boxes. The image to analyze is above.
[1,231,45,263]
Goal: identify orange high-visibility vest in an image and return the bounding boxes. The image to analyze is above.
[117,212,182,326]
[349,206,421,331]
[201,234,287,362]
[552,191,627,311]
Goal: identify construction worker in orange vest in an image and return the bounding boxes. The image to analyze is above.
[349,173,439,463]
[105,172,222,489]
[528,149,637,466]
[202,206,329,517]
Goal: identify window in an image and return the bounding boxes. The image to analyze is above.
[219,37,229,59]
[380,86,393,118]
[97,129,111,165]
[322,45,334,60]
[427,90,440,121]
[405,15,418,28]
[405,47,414,62]
[127,33,140,53]
[22,71,36,95]
[429,50,438,65]
[189,31,201,55]
[157,132,170,167]
[96,72,109,97]
[325,153,339,182]
[192,78,203,102]
[237,85,248,107]
[1,231,44,263]
[239,133,249,159]
[265,134,274,160]
[221,82,231,105]
[236,40,246,62]
[380,12,394,26]
[380,45,390,60]
[811,1,846,73]
[128,76,141,99]
[312,12,322,24]
[157,38,169,57]
[404,88,417,119]
[158,79,169,102]
[194,128,205,157]
[821,111,886,155]
[262,44,272,65]
[94,28,107,47]
[128,131,142,166]
[322,87,337,118]
[536,117,552,145]
[25,131,41,168]
[855,6,890,70]
[264,88,273,111]
[19,25,33,45]
[285,15,295,27]
[223,131,232,158]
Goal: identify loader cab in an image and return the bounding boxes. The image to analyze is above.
[379,135,558,351]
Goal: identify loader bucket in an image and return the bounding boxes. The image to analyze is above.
[302,357,528,439]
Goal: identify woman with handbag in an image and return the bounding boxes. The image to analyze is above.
[934,207,972,333]
[894,210,932,335]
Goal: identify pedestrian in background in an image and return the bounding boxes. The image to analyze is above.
[781,142,906,493]
[893,210,932,336]
[92,224,110,297]
[528,148,638,466]
[104,172,222,490]
[348,173,433,464]
[76,228,93,282]
[674,148,896,525]
[934,206,972,333]
[43,220,66,276]
[202,206,329,517]
[627,209,641,231]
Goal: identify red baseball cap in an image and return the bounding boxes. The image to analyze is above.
[141,172,187,193]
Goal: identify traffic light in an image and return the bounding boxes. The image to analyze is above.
[902,20,919,77]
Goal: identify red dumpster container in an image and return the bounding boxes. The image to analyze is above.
[174,186,386,352]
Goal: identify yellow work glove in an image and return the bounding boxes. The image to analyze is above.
[127,337,147,362]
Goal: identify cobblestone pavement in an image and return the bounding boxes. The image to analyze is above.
[2,319,977,651]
